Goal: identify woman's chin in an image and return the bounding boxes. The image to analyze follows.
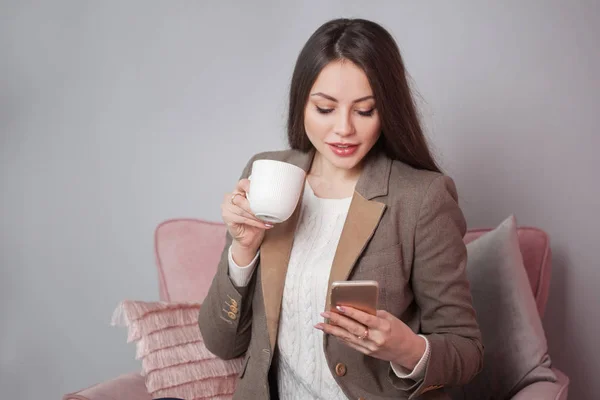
[327,155,363,171]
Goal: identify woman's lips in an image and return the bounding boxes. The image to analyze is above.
[327,143,359,157]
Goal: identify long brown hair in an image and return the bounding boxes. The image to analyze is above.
[287,18,441,173]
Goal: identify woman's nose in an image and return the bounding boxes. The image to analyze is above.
[334,112,355,137]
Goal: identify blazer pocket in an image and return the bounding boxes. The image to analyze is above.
[358,243,403,271]
[239,354,250,379]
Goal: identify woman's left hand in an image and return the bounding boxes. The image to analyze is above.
[315,306,426,371]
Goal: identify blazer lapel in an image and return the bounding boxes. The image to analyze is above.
[325,192,386,311]
[259,149,314,350]
[325,150,392,311]
[260,205,301,350]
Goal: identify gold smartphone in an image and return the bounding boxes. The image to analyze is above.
[330,280,379,315]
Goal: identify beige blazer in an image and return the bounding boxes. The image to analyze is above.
[199,149,483,400]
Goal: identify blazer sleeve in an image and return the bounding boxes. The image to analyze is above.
[198,155,259,360]
[388,175,484,398]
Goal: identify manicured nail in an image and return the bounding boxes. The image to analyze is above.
[320,312,330,318]
[314,324,323,330]
[336,306,345,313]
[265,223,273,228]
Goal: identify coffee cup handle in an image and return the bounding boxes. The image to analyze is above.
[245,175,252,202]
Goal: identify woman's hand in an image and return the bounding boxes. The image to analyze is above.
[222,179,272,264]
[315,306,426,371]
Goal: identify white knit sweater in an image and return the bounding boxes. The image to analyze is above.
[228,182,430,399]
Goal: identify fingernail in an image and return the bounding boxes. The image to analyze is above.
[314,324,323,330]
[336,306,345,313]
[265,223,273,228]
[320,312,330,318]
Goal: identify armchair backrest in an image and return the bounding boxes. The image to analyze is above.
[155,218,227,302]
[155,219,552,318]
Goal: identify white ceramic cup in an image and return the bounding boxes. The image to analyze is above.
[247,159,306,224]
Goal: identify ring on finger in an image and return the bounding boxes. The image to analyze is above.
[356,328,369,340]
[230,192,245,205]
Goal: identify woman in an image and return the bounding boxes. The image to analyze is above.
[198,18,483,400]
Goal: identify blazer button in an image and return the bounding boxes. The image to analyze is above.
[227,311,237,320]
[335,363,347,377]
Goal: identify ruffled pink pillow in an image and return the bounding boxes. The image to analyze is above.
[111,300,243,399]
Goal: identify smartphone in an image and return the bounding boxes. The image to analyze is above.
[330,280,379,315]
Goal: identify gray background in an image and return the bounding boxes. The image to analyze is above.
[1,1,598,399]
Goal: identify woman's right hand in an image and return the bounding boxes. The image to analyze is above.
[221,178,272,265]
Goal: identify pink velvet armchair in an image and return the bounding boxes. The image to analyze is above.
[63,219,569,400]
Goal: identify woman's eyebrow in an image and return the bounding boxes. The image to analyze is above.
[310,92,375,103]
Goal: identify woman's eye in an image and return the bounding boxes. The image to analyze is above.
[357,108,375,117]
[316,106,334,114]
[315,106,375,116]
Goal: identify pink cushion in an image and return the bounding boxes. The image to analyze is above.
[111,300,243,400]
[155,219,228,302]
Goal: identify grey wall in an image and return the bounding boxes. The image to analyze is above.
[1,1,598,399]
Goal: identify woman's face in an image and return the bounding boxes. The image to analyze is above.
[304,60,381,172]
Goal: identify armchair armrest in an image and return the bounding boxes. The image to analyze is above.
[63,372,151,400]
[511,368,569,400]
